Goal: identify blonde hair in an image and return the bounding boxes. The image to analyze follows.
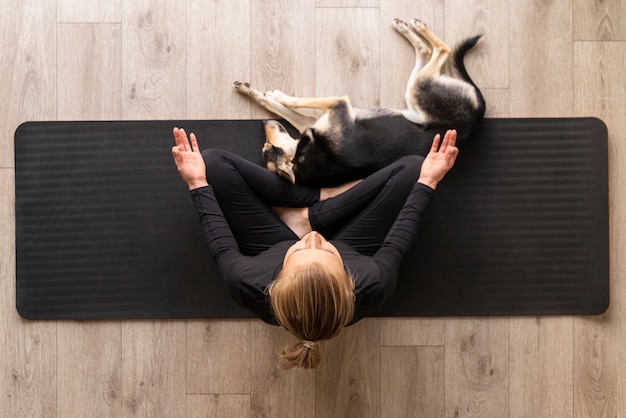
[267,262,355,370]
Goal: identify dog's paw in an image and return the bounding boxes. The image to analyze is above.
[233,81,251,91]
[392,18,410,33]
[410,19,427,33]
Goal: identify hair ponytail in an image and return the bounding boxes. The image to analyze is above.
[268,262,355,370]
[277,340,321,370]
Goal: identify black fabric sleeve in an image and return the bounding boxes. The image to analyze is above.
[190,185,247,300]
[375,182,435,269]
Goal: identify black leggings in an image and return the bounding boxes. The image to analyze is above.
[202,149,424,256]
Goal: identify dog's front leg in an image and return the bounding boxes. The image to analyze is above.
[233,81,317,133]
[266,90,353,115]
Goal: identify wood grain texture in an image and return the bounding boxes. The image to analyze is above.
[381,346,445,418]
[186,0,252,119]
[379,318,445,346]
[249,323,315,418]
[574,0,625,41]
[57,0,121,23]
[187,394,250,418]
[57,23,122,120]
[445,318,509,418]
[56,322,123,418]
[0,0,56,168]
[509,317,574,418]
[121,0,187,119]
[573,41,626,418]
[509,0,574,117]
[186,320,251,394]
[315,320,380,418]
[315,8,380,106]
[249,0,317,120]
[121,321,186,417]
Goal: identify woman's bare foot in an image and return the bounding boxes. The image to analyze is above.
[273,206,312,238]
[319,179,362,201]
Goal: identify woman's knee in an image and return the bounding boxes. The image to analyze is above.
[394,154,425,177]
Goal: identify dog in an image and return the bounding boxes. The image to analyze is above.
[233,18,485,187]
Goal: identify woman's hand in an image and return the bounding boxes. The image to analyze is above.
[172,127,209,190]
[417,129,459,190]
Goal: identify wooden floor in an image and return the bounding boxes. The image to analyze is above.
[2,0,625,417]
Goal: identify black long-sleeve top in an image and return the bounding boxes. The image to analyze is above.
[191,183,434,325]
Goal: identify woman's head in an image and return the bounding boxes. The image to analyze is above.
[268,232,355,370]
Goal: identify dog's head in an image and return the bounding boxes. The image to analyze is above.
[262,120,299,183]
[262,120,344,186]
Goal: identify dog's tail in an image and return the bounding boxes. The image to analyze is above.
[446,34,486,144]
[451,34,486,119]
[451,35,481,87]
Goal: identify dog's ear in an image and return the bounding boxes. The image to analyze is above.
[276,155,296,184]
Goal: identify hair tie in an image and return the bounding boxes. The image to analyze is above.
[302,340,316,349]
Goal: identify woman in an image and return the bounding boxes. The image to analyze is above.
[172,127,458,370]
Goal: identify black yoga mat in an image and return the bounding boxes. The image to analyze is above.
[14,118,609,320]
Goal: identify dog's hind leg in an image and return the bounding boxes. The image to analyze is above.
[399,20,453,125]
[392,18,434,124]
[409,19,451,77]
[233,81,317,133]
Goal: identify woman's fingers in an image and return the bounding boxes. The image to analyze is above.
[430,134,441,153]
[189,132,199,152]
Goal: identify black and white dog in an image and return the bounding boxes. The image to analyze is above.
[234,18,485,187]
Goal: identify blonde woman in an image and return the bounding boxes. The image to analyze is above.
[172,127,458,370]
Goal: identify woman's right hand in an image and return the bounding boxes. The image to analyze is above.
[172,127,209,190]
[417,129,459,190]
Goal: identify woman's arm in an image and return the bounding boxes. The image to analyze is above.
[374,129,459,272]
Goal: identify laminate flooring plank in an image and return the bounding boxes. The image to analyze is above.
[57,23,122,120]
[186,0,251,120]
[315,8,380,106]
[0,0,55,168]
[315,320,380,418]
[249,0,316,120]
[510,317,574,418]
[187,320,251,394]
[574,0,625,41]
[121,0,187,119]
[380,346,445,418]
[56,322,123,417]
[1,2,57,417]
[57,0,121,23]
[187,394,251,418]
[316,0,379,8]
[121,322,187,417]
[379,318,445,346]
[249,323,315,418]
[445,318,509,418]
[509,0,574,117]
[572,40,626,418]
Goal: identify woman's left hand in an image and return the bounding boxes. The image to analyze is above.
[172,127,209,190]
